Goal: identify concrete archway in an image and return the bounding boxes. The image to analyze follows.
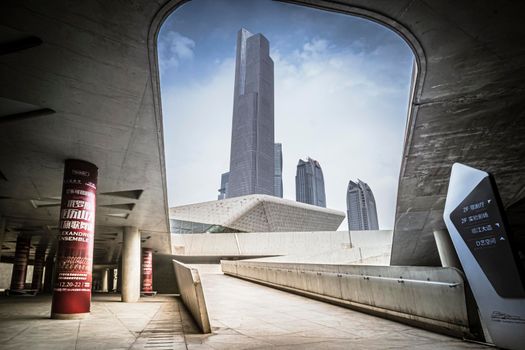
[147,0,428,263]
[148,1,525,266]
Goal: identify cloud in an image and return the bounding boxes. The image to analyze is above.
[158,31,196,71]
[162,59,235,206]
[161,35,412,230]
[301,38,330,57]
[271,37,410,230]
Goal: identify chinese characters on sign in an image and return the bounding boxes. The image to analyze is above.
[449,175,524,298]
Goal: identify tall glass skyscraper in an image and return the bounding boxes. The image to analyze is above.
[346,179,379,230]
[217,172,229,200]
[274,143,283,198]
[227,28,275,198]
[295,157,326,207]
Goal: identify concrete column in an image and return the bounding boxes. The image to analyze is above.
[111,268,118,292]
[10,235,31,291]
[0,217,6,262]
[51,159,98,319]
[122,226,140,302]
[433,229,462,269]
[141,248,153,292]
[107,268,114,292]
[31,244,46,291]
[101,269,109,292]
[43,252,55,293]
[117,259,122,292]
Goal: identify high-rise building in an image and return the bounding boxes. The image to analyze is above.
[346,179,379,230]
[295,157,326,207]
[217,172,229,200]
[227,28,274,198]
[274,143,283,198]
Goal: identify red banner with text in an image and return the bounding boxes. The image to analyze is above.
[142,248,153,292]
[51,159,98,316]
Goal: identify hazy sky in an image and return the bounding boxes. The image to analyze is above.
[158,0,414,230]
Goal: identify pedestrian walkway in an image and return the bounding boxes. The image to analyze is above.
[0,265,490,349]
[0,293,190,350]
[186,264,488,350]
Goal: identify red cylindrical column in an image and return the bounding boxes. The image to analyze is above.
[141,248,153,292]
[51,159,98,319]
[10,235,31,291]
[31,245,46,291]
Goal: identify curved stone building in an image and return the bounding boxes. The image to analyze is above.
[170,194,344,234]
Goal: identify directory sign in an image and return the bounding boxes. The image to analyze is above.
[444,163,525,350]
[449,176,525,298]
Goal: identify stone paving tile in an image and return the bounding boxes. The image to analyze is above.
[0,293,182,350]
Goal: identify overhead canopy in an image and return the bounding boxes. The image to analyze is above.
[0,0,524,267]
[0,2,171,264]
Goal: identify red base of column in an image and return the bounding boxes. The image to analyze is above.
[51,312,90,320]
[140,290,157,296]
[6,289,38,296]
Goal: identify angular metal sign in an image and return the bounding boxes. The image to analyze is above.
[444,163,525,349]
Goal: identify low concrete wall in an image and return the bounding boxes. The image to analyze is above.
[221,260,471,337]
[172,230,392,265]
[173,260,211,333]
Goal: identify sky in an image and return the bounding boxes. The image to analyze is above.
[158,0,414,230]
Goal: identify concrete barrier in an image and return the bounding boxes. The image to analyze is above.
[221,260,472,337]
[172,230,392,265]
[173,260,211,333]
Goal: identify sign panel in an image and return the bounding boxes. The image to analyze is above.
[444,163,525,350]
[449,176,525,298]
[51,159,98,316]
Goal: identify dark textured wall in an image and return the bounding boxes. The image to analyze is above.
[153,254,179,294]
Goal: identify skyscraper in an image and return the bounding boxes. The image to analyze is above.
[217,172,229,200]
[346,179,379,230]
[274,143,283,198]
[295,157,326,207]
[227,28,275,198]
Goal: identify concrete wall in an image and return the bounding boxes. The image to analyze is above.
[221,260,471,337]
[172,230,392,265]
[153,254,178,294]
[0,263,35,290]
[172,260,211,333]
[0,263,12,290]
[253,245,391,265]
[25,265,34,284]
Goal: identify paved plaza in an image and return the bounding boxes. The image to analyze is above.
[0,265,490,349]
[0,293,191,350]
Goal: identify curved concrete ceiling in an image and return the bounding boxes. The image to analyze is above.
[278,0,525,266]
[0,0,523,267]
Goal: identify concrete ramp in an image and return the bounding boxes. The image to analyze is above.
[221,260,472,338]
[173,260,211,333]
